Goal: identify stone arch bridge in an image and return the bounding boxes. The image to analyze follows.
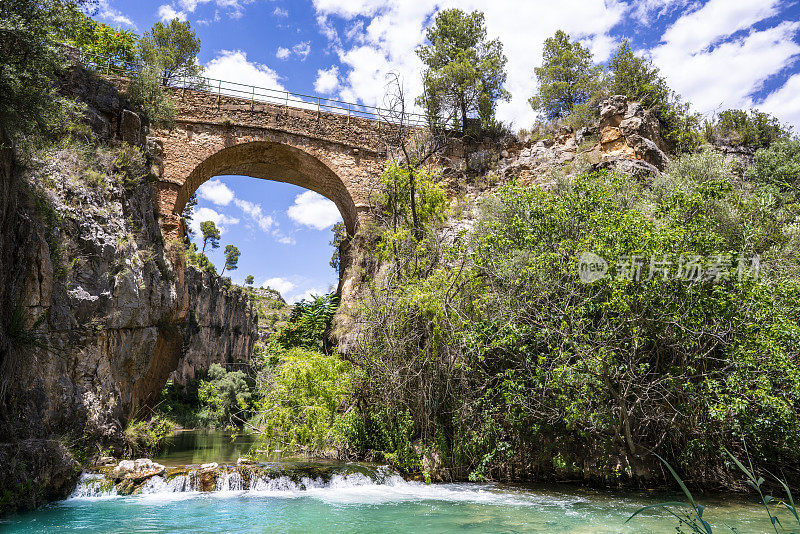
[150,86,402,240]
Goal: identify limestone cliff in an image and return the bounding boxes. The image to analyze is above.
[0,68,256,514]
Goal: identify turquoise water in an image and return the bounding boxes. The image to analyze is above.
[0,432,781,533]
[0,474,779,533]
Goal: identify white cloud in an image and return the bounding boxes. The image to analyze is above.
[273,6,289,17]
[276,46,291,60]
[287,287,326,304]
[293,41,312,61]
[651,15,800,114]
[272,229,296,245]
[314,65,340,94]
[96,1,136,28]
[197,179,234,206]
[234,198,275,232]
[630,0,692,25]
[204,50,285,90]
[190,207,239,235]
[161,0,252,22]
[157,4,187,21]
[760,73,800,133]
[262,277,296,294]
[659,0,782,54]
[287,191,342,230]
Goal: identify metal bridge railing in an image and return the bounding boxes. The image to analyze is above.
[79,52,429,127]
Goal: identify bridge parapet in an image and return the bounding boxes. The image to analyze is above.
[167,87,398,154]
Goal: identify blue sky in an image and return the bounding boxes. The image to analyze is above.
[89,0,800,300]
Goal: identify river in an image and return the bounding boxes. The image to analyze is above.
[0,431,782,533]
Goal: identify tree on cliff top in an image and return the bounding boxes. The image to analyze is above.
[0,0,86,153]
[529,30,603,121]
[200,220,220,253]
[606,38,700,151]
[416,9,509,134]
[138,18,203,86]
[221,244,240,276]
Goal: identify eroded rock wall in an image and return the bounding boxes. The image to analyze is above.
[0,68,256,514]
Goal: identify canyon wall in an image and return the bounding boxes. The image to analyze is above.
[0,67,256,514]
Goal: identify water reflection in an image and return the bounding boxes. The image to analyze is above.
[154,430,258,466]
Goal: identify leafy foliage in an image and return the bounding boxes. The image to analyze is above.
[58,5,137,67]
[275,294,339,352]
[196,364,254,429]
[221,244,240,276]
[529,30,603,121]
[200,220,220,253]
[329,221,347,273]
[138,19,202,86]
[416,8,510,134]
[347,150,800,483]
[253,347,358,455]
[185,242,216,274]
[0,0,84,153]
[706,109,793,150]
[126,65,177,128]
[746,140,800,200]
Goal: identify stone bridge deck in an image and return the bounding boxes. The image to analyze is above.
[150,87,407,239]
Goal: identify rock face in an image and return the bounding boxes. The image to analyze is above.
[487,95,669,188]
[172,268,257,384]
[0,70,256,515]
[595,95,669,175]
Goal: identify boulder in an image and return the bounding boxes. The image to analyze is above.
[112,458,166,481]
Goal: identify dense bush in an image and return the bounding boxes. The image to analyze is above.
[0,0,84,154]
[705,109,792,149]
[252,347,358,456]
[274,294,339,352]
[345,151,800,484]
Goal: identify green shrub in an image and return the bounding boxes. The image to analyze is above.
[253,347,357,456]
[706,109,792,149]
[746,140,800,195]
[126,66,177,129]
[124,414,176,455]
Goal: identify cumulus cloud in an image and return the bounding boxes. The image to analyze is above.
[287,191,342,230]
[650,0,800,115]
[262,277,296,294]
[157,4,187,21]
[276,46,291,60]
[234,199,275,232]
[197,179,234,206]
[96,1,136,28]
[293,41,312,60]
[190,207,239,235]
[204,50,285,90]
[273,7,289,17]
[287,287,327,304]
[314,65,340,94]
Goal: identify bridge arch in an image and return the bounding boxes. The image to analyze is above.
[173,140,359,235]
